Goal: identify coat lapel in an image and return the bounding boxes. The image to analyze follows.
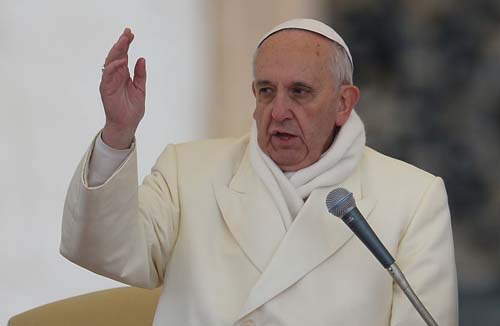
[213,149,286,273]
[237,165,377,319]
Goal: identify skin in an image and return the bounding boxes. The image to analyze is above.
[100,28,146,149]
[252,30,360,171]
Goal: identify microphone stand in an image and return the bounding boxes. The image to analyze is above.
[387,263,438,326]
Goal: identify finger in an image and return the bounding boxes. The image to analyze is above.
[101,58,128,82]
[104,28,134,64]
[104,28,135,66]
[133,57,146,93]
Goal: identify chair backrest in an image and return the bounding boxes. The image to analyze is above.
[8,286,162,326]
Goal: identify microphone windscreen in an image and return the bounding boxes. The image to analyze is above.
[326,188,355,217]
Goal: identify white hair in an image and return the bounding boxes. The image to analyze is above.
[330,42,353,86]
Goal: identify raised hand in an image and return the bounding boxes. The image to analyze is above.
[100,28,146,149]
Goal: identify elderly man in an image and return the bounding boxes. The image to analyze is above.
[61,19,458,325]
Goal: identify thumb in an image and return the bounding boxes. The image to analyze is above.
[133,57,147,93]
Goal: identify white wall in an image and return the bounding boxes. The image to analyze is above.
[0,0,211,323]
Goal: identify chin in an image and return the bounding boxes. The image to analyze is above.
[272,155,306,172]
[278,164,300,172]
[264,146,310,171]
[274,153,322,172]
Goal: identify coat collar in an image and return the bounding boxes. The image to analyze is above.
[213,147,376,320]
[213,148,286,273]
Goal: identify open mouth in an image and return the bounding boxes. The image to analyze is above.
[272,131,296,140]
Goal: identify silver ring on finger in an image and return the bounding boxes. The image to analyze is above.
[101,65,106,73]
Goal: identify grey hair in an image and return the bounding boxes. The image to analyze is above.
[252,40,353,87]
[330,42,353,86]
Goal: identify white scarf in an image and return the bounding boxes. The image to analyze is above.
[249,111,366,229]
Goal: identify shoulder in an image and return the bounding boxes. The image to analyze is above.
[153,134,250,181]
[175,134,249,159]
[174,135,249,173]
[360,146,441,199]
[362,147,435,179]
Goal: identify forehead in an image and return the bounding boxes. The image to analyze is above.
[259,29,335,53]
[254,30,335,84]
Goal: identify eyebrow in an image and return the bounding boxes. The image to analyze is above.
[254,80,314,89]
[254,80,273,88]
[291,81,313,89]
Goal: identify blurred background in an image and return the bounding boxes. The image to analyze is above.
[1,0,498,324]
[324,1,500,324]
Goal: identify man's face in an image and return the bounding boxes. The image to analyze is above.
[253,30,353,172]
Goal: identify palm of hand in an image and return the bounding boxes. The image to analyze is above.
[100,63,145,130]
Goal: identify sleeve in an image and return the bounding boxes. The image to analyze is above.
[60,133,180,289]
[390,177,459,326]
[87,131,132,187]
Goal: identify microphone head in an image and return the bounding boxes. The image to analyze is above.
[326,188,356,217]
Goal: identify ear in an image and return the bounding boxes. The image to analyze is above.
[335,85,360,126]
[252,81,258,119]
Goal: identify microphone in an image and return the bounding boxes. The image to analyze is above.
[325,188,394,268]
[325,188,439,326]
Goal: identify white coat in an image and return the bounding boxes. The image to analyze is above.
[61,134,458,325]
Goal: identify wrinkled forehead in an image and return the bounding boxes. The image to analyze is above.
[256,29,338,63]
[257,18,353,69]
[258,29,337,54]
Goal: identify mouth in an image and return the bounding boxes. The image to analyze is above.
[271,130,298,142]
[274,132,294,139]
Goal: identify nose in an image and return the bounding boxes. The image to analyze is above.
[271,91,293,121]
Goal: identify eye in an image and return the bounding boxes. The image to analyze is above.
[258,87,275,98]
[290,87,311,97]
[259,87,273,94]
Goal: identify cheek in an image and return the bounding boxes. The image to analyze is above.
[255,102,272,121]
[253,105,270,136]
[298,109,323,134]
[301,107,336,142]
